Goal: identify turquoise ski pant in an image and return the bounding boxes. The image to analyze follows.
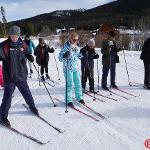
[64,71,83,103]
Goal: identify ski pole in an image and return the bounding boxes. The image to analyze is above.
[108,41,113,96]
[109,53,112,95]
[38,64,41,86]
[28,60,32,78]
[53,51,60,80]
[97,57,100,92]
[32,62,56,107]
[122,49,132,86]
[65,59,68,113]
[37,51,41,86]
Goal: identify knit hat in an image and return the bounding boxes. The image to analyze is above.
[25,34,30,38]
[39,38,45,44]
[9,25,21,36]
[87,39,95,47]
[108,31,116,37]
[100,24,114,33]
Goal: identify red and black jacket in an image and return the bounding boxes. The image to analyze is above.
[0,37,31,83]
[34,44,54,65]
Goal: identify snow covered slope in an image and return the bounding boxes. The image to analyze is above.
[0,38,149,150]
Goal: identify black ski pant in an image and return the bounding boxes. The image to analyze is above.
[81,68,94,91]
[0,80,36,119]
[40,62,48,76]
[143,60,150,85]
[102,56,116,87]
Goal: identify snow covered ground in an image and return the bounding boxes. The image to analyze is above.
[0,38,150,150]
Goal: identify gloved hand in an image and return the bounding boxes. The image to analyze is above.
[26,55,34,62]
[0,56,5,61]
[108,41,114,52]
[94,53,99,59]
[63,51,70,59]
[48,47,55,53]
[108,41,114,47]
[51,47,55,52]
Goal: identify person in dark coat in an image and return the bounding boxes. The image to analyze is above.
[101,31,121,90]
[80,39,99,93]
[34,38,54,81]
[140,38,150,89]
[0,25,39,127]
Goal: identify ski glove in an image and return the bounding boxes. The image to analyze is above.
[0,56,5,61]
[94,53,99,59]
[26,54,34,62]
[48,47,55,53]
[63,51,70,59]
[50,47,55,52]
[108,41,114,51]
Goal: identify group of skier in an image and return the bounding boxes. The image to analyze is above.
[0,24,150,127]
[59,30,122,107]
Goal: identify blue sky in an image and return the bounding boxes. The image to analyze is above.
[0,0,115,22]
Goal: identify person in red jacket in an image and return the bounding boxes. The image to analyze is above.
[0,64,4,88]
[0,25,39,127]
[34,38,54,81]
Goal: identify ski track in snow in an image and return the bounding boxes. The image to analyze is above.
[0,39,149,150]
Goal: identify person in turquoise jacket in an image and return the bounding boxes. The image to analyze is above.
[59,32,85,107]
[24,34,36,75]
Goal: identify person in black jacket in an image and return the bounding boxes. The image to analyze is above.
[101,31,121,90]
[80,39,99,93]
[0,25,39,127]
[34,38,54,81]
[140,38,150,89]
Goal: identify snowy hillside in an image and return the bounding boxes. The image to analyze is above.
[0,38,149,150]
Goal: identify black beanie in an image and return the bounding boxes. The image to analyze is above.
[108,31,116,37]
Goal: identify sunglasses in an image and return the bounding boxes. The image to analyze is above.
[89,46,94,48]
[72,39,78,42]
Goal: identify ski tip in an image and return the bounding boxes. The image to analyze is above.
[42,140,50,145]
[102,117,107,120]
[134,94,140,97]
[59,130,65,133]
[95,119,100,122]
[96,119,99,122]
